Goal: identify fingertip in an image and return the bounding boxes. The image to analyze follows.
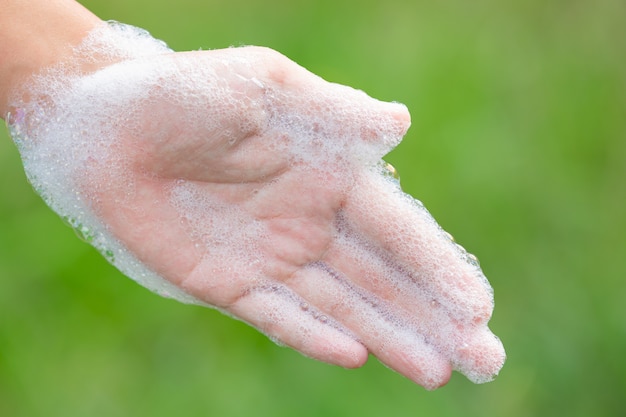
[378,101,411,147]
[407,355,452,391]
[422,362,453,391]
[377,341,452,390]
[334,341,369,369]
[454,328,506,384]
[388,101,411,131]
[301,325,369,369]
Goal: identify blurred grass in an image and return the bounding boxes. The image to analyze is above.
[1,0,625,416]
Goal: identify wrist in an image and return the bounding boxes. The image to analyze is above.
[0,0,101,117]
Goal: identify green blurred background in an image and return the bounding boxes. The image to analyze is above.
[1,0,624,416]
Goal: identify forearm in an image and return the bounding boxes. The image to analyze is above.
[0,0,101,117]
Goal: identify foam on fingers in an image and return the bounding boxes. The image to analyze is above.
[228,284,369,369]
[285,264,453,388]
[452,327,506,384]
[345,170,495,323]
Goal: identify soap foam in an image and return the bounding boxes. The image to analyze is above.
[8,22,198,304]
[7,22,504,385]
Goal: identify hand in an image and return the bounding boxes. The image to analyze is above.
[9,43,504,390]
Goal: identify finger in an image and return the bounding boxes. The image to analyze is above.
[269,87,411,164]
[324,227,463,344]
[232,47,411,160]
[343,170,495,324]
[323,231,505,383]
[452,326,506,384]
[227,283,369,369]
[286,264,452,390]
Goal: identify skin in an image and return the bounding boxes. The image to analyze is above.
[1,0,504,390]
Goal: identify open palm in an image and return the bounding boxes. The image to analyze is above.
[10,46,504,390]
